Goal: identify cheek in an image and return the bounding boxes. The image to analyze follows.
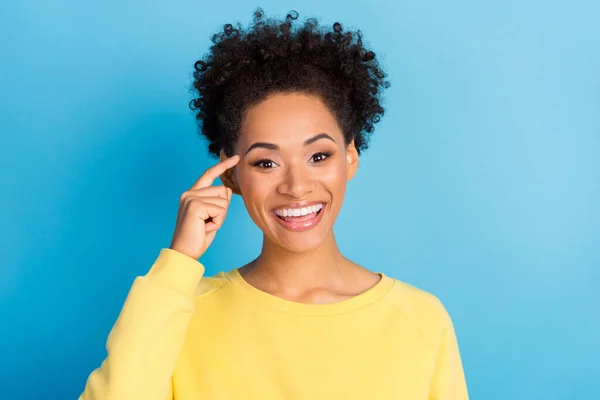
[320,162,348,191]
[237,170,272,202]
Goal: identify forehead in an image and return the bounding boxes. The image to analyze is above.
[238,92,342,146]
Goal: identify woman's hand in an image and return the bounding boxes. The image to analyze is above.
[169,155,240,260]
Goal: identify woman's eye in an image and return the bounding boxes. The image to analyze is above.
[310,152,331,163]
[252,159,278,169]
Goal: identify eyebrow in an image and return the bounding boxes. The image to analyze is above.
[244,133,336,155]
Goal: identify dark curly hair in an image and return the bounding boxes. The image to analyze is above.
[189,8,390,158]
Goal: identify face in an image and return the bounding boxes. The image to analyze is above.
[221,92,358,253]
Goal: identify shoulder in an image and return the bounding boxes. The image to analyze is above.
[383,277,453,346]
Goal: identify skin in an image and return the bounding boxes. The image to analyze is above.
[219,92,381,304]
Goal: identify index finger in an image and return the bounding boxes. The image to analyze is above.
[190,154,240,190]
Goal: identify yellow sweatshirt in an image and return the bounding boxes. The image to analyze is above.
[79,248,469,400]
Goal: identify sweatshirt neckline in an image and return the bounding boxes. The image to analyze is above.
[224,267,395,316]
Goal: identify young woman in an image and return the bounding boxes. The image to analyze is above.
[80,9,469,400]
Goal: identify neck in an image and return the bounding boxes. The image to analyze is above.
[245,230,351,291]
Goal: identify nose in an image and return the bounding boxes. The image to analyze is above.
[276,162,315,199]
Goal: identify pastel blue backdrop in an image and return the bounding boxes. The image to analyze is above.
[1,1,598,399]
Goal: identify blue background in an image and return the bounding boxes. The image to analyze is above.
[1,1,598,399]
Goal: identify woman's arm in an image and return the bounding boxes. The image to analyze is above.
[79,155,239,399]
[78,248,205,400]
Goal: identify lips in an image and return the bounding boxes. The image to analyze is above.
[272,204,325,232]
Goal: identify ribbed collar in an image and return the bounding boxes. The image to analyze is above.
[222,267,395,316]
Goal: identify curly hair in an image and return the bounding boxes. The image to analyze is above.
[189,8,390,158]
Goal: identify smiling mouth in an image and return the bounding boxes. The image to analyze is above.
[272,204,326,231]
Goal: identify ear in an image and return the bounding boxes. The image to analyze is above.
[219,149,242,195]
[346,139,359,181]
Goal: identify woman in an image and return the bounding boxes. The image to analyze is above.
[80,9,469,400]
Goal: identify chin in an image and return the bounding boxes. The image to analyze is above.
[272,231,330,253]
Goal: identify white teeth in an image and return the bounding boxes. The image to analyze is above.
[274,203,324,217]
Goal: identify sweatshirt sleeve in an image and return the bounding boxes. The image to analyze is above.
[79,248,206,400]
[428,314,469,400]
